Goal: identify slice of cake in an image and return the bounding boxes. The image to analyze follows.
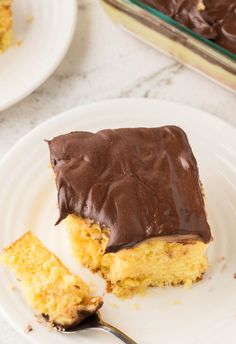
[48,126,212,298]
[0,0,13,52]
[0,232,103,329]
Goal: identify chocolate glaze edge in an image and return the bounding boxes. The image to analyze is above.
[48,126,212,253]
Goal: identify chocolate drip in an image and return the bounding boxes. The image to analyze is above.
[48,126,211,253]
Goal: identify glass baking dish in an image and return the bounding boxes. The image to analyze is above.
[100,0,236,92]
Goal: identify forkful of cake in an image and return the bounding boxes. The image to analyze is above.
[0,232,138,344]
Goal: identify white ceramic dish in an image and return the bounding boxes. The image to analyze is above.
[0,0,77,111]
[0,98,236,344]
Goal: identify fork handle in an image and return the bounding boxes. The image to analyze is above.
[97,319,138,344]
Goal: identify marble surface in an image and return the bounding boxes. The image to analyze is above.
[0,0,235,342]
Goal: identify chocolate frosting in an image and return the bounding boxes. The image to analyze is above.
[48,126,211,253]
[141,0,236,55]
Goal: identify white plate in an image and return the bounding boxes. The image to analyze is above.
[0,0,77,111]
[0,98,236,344]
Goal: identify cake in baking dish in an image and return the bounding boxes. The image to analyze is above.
[0,0,13,52]
[1,232,103,328]
[48,126,212,298]
[140,0,236,55]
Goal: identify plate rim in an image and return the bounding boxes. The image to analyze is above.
[1,97,236,344]
[1,98,235,167]
[0,0,77,112]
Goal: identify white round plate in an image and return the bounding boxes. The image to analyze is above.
[0,0,77,111]
[0,98,236,344]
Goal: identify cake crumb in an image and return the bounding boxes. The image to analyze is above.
[132,303,140,310]
[26,15,34,23]
[110,303,119,309]
[16,39,23,47]
[217,256,225,263]
[233,273,236,279]
[24,324,33,334]
[197,0,205,11]
[9,284,16,291]
[172,300,182,305]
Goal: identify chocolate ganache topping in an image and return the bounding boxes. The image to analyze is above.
[141,0,236,55]
[48,126,211,253]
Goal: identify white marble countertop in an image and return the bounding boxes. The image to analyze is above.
[0,0,235,342]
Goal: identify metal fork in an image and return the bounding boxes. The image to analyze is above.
[61,312,138,344]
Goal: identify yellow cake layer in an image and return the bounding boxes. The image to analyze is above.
[0,0,13,52]
[67,215,208,298]
[1,232,102,327]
